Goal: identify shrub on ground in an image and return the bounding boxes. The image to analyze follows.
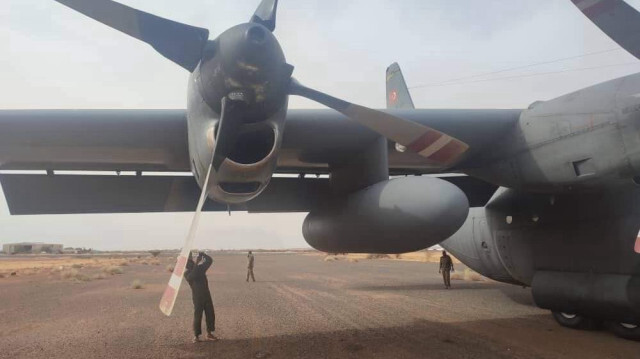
[103,266,124,275]
[131,280,144,289]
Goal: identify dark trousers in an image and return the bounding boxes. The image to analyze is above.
[246,267,255,282]
[193,296,215,336]
[442,271,451,287]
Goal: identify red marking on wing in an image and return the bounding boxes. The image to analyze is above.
[635,237,640,254]
[174,256,187,277]
[159,285,177,312]
[407,131,443,153]
[428,139,467,164]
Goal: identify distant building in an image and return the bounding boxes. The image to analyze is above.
[2,242,63,255]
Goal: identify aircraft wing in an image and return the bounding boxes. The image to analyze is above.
[0,108,519,173]
[0,108,518,214]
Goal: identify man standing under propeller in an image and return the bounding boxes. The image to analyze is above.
[246,251,255,282]
[185,251,218,343]
[439,250,455,289]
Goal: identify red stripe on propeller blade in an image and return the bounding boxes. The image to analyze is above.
[159,286,177,312]
[174,255,188,277]
[428,140,467,164]
[407,131,443,153]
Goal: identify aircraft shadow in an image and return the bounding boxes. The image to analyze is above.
[168,315,627,359]
[349,281,537,307]
[351,281,502,291]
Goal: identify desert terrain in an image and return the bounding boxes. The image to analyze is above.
[0,252,638,358]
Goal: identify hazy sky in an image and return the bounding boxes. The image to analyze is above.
[2,0,640,250]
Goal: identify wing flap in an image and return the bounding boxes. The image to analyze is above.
[0,173,493,215]
[0,174,331,215]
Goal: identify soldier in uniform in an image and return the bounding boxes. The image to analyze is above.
[246,251,255,282]
[439,250,455,289]
[185,251,217,343]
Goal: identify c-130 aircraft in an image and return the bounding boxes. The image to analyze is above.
[1,0,640,340]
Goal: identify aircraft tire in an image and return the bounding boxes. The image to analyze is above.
[551,311,600,330]
[606,322,640,341]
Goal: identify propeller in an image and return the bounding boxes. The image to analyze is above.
[53,0,472,315]
[54,0,470,166]
[159,159,214,316]
[572,0,640,61]
[158,95,245,315]
[55,0,209,72]
[251,0,278,32]
[211,97,246,171]
[289,80,469,165]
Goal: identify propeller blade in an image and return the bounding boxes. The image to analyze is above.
[251,0,278,32]
[572,0,640,60]
[289,80,469,166]
[211,97,245,171]
[159,96,248,315]
[159,160,214,316]
[54,0,209,72]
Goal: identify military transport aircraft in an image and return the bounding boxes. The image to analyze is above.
[1,0,640,340]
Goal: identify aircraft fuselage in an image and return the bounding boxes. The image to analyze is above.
[468,72,640,193]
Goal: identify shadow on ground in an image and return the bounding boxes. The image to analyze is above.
[351,282,538,308]
[170,318,527,359]
[351,281,502,292]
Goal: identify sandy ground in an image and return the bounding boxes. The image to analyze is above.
[0,253,638,359]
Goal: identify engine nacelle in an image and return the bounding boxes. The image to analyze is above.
[303,176,469,253]
[205,103,286,204]
[187,64,288,204]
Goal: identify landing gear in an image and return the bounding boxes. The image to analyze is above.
[551,311,640,341]
[551,311,600,330]
[606,322,640,341]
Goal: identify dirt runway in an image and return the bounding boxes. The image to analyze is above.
[0,253,638,358]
